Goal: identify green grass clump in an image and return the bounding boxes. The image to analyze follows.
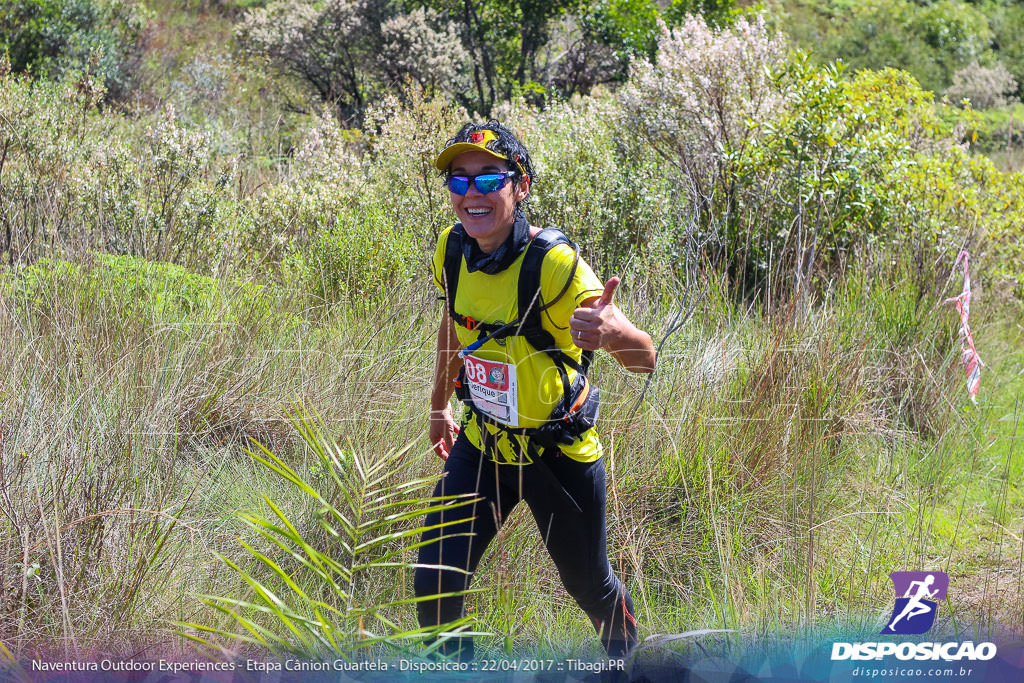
[2,252,273,326]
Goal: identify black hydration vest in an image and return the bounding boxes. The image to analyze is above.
[442,224,600,457]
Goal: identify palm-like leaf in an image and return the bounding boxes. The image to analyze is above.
[180,407,479,659]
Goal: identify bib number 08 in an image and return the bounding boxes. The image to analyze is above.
[461,355,518,426]
[464,357,489,384]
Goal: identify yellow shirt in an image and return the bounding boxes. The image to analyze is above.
[432,226,604,463]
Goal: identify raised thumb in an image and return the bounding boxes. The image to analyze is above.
[599,277,620,306]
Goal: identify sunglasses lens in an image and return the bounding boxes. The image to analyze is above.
[447,172,512,195]
[448,176,470,195]
[474,174,507,194]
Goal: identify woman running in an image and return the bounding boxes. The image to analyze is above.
[415,121,656,661]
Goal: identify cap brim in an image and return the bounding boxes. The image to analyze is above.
[434,142,509,171]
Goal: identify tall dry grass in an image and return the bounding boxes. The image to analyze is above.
[0,257,441,655]
[2,237,1021,660]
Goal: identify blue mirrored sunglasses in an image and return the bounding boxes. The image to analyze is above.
[446,171,517,196]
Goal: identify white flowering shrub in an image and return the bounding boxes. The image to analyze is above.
[246,89,465,304]
[361,88,467,244]
[73,106,235,269]
[379,7,468,94]
[493,94,690,278]
[235,110,363,276]
[293,108,364,184]
[236,0,468,121]
[0,62,106,263]
[0,63,234,271]
[236,0,371,118]
[620,14,787,202]
[946,61,1019,110]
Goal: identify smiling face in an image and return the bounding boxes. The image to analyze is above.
[448,150,530,254]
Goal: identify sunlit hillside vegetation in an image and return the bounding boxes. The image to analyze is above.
[0,0,1022,663]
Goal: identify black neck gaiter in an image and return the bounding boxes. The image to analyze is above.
[461,213,530,274]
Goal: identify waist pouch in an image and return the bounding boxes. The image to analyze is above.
[531,373,600,449]
[455,367,600,450]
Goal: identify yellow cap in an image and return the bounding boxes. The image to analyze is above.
[434,129,521,172]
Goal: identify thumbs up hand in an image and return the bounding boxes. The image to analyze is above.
[570,277,623,351]
[597,277,619,306]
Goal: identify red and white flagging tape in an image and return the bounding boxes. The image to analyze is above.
[942,250,985,403]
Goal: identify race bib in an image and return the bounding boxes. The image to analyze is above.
[463,355,519,426]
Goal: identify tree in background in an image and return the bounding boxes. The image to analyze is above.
[235,0,466,122]
[427,0,736,111]
[379,7,468,95]
[946,61,1019,110]
[0,0,149,100]
[407,0,577,112]
[235,0,737,118]
[621,14,787,213]
[988,1,1024,100]
[551,0,666,99]
[779,0,996,95]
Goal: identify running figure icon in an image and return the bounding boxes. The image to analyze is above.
[888,575,938,631]
[882,571,949,635]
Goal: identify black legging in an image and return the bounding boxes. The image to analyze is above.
[414,432,637,659]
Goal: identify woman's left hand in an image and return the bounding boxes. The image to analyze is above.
[570,277,657,372]
[569,277,622,351]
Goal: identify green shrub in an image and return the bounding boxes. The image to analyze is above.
[0,64,237,271]
[3,253,271,324]
[234,0,467,121]
[781,0,994,94]
[733,63,962,286]
[282,203,422,306]
[614,12,1023,298]
[989,2,1024,99]
[261,90,463,304]
[0,0,148,99]
[495,94,690,277]
[876,150,1024,292]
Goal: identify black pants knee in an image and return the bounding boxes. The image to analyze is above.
[413,434,637,659]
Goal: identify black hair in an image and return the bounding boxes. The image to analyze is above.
[442,120,535,217]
